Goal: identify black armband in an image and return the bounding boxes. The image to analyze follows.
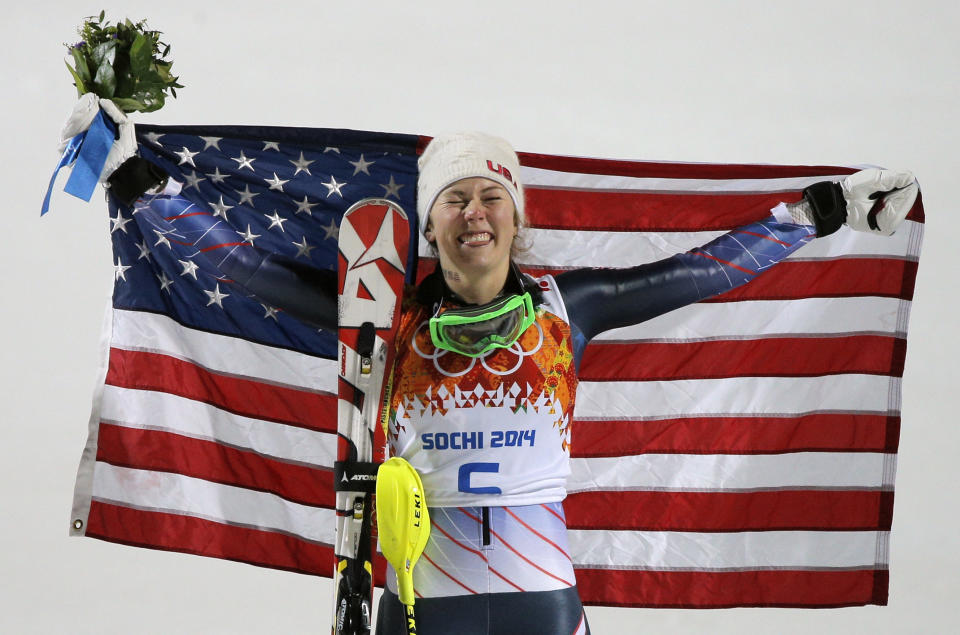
[801,181,847,237]
[106,156,169,207]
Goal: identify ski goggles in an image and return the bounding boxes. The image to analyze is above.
[429,292,536,358]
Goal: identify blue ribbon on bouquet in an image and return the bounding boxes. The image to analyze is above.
[41,109,116,215]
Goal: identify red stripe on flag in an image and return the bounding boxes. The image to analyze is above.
[525,189,802,231]
[517,151,859,181]
[571,413,900,456]
[95,424,334,508]
[85,500,334,575]
[563,490,894,532]
[106,348,336,432]
[86,501,390,583]
[574,568,888,608]
[580,335,907,381]
[706,258,919,301]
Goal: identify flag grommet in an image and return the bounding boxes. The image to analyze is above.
[73,519,83,531]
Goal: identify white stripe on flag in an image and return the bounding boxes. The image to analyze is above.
[575,374,898,419]
[568,452,895,493]
[512,223,920,269]
[110,309,337,393]
[91,463,335,544]
[594,296,909,341]
[568,528,888,570]
[99,385,336,467]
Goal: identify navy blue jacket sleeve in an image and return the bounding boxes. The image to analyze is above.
[555,215,816,364]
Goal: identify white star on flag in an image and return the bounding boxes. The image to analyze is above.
[261,304,280,321]
[292,236,315,259]
[210,196,234,220]
[153,230,172,249]
[175,147,199,167]
[349,154,375,175]
[262,141,281,151]
[240,225,261,245]
[321,217,339,241]
[200,136,222,150]
[207,167,229,184]
[265,210,289,232]
[183,171,206,190]
[235,185,259,206]
[293,195,318,215]
[380,174,404,199]
[114,257,132,281]
[179,259,200,279]
[204,283,230,308]
[156,272,173,293]
[231,151,256,171]
[290,152,314,176]
[322,175,346,198]
[136,240,151,261]
[110,211,133,234]
[265,173,290,192]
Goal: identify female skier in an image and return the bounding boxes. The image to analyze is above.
[96,119,916,634]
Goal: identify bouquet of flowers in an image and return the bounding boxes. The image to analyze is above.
[65,11,182,113]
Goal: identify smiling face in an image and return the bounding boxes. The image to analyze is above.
[424,177,518,281]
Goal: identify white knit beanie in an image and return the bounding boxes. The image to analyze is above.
[417,132,524,235]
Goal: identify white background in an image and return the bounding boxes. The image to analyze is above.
[3,1,957,633]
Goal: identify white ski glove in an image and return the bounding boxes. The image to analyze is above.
[57,93,137,183]
[793,168,919,237]
[841,168,918,236]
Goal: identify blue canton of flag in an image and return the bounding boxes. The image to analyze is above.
[111,125,421,357]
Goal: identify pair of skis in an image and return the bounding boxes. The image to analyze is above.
[332,198,412,635]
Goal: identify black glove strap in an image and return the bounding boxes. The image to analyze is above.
[106,156,169,207]
[801,181,847,237]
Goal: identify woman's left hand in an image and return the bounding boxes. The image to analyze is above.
[841,168,918,236]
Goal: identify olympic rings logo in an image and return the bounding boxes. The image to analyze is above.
[410,319,545,378]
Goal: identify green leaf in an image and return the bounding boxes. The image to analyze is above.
[93,58,116,97]
[109,97,145,113]
[70,48,92,83]
[129,33,151,75]
[64,60,87,96]
[90,40,116,69]
[115,67,135,100]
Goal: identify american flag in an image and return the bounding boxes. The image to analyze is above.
[69,123,923,608]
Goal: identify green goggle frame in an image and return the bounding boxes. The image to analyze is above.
[429,292,536,358]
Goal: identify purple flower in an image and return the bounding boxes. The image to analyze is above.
[73,40,86,49]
